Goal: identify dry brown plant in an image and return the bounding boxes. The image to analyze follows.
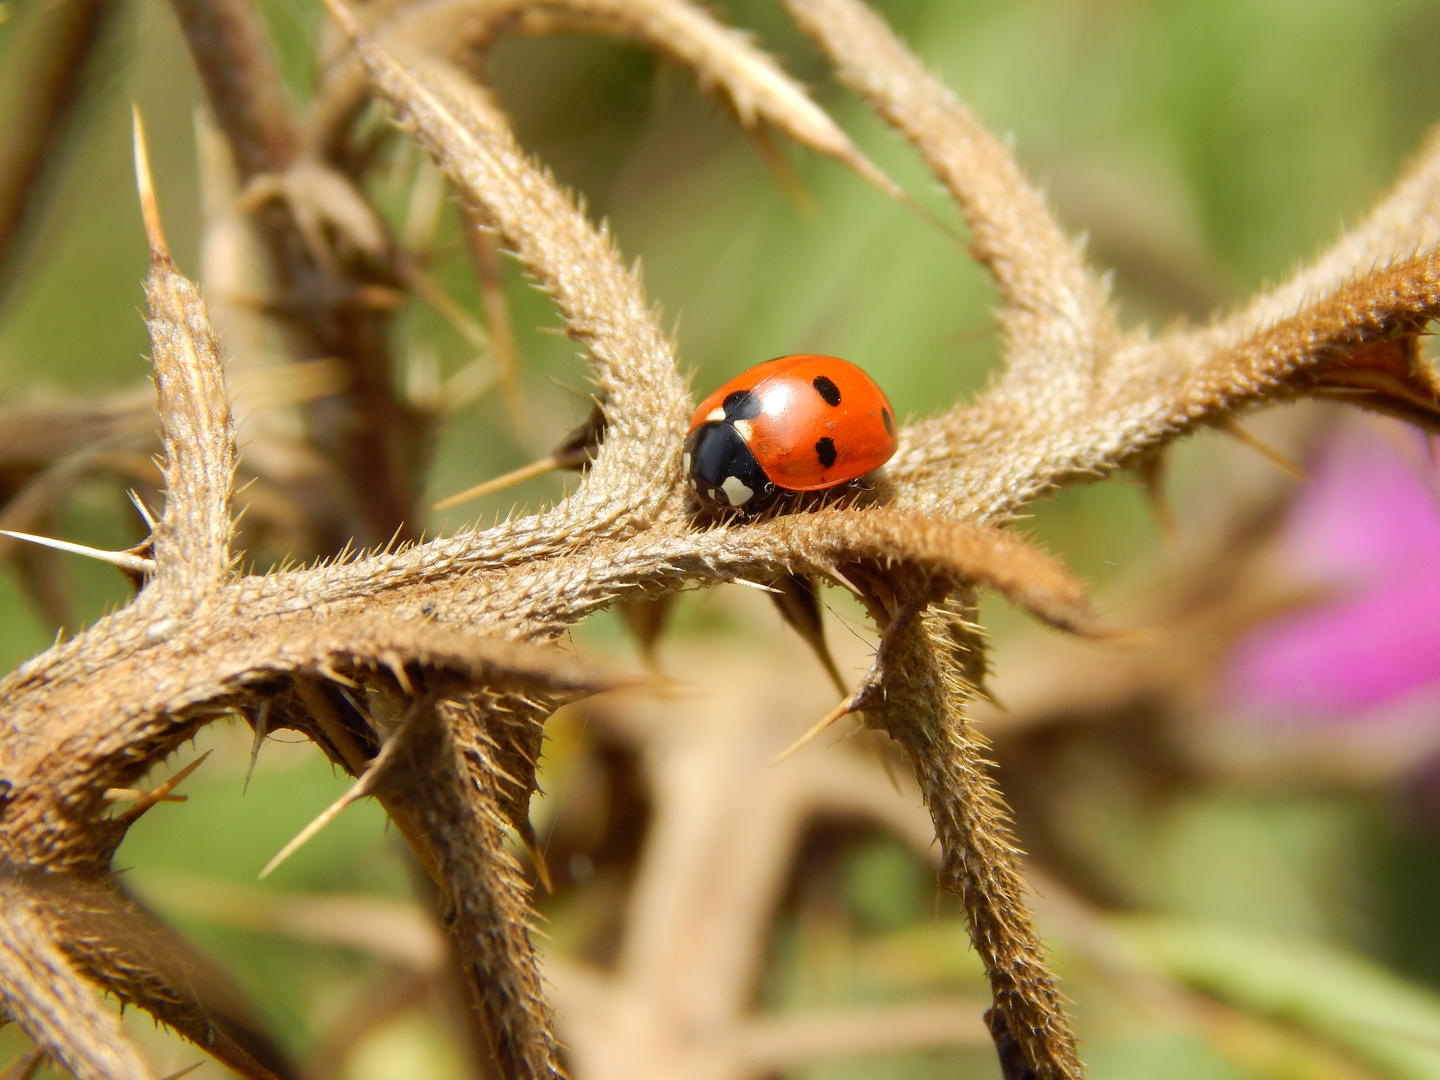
[4,0,1440,1078]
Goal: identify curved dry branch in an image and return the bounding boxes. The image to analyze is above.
[0,599,629,870]
[891,250,1440,520]
[1217,124,1440,345]
[41,877,292,1080]
[0,878,150,1080]
[9,2,1440,1076]
[866,601,1081,1080]
[785,0,1118,382]
[312,0,896,196]
[329,8,691,530]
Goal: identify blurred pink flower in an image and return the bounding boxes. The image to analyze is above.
[1225,416,1440,724]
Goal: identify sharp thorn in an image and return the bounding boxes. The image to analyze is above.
[434,454,565,509]
[244,700,271,795]
[115,750,212,825]
[131,105,169,261]
[0,531,156,575]
[729,576,783,594]
[126,489,158,530]
[104,788,186,803]
[519,833,554,894]
[259,774,372,880]
[773,694,859,766]
[1221,419,1308,481]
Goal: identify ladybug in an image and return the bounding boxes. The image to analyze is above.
[683,354,898,513]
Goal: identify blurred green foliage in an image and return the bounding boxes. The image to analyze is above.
[5,0,1440,1076]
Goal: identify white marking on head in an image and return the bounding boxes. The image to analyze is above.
[688,478,698,490]
[731,419,753,442]
[682,451,692,474]
[706,407,726,422]
[721,476,754,506]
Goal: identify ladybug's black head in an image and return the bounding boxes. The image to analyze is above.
[683,422,776,512]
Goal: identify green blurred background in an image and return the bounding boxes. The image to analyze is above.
[4,0,1440,1076]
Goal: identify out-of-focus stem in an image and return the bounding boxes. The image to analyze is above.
[0,0,113,302]
[166,0,297,178]
[166,0,427,547]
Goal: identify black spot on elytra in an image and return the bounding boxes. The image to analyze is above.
[815,437,837,468]
[882,408,895,436]
[722,389,762,420]
[812,375,842,406]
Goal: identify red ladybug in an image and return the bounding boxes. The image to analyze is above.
[684,355,898,513]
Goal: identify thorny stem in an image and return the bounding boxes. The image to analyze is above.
[5,1,1440,1077]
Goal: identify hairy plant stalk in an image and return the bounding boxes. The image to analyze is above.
[3,0,1440,1076]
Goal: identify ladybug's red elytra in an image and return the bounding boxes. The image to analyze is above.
[684,355,898,514]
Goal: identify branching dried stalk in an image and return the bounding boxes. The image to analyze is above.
[3,0,1440,1078]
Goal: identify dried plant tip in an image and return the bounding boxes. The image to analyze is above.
[131,105,169,263]
[773,692,861,765]
[156,1065,203,1080]
[114,750,212,826]
[259,771,376,879]
[141,179,238,596]
[0,531,155,577]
